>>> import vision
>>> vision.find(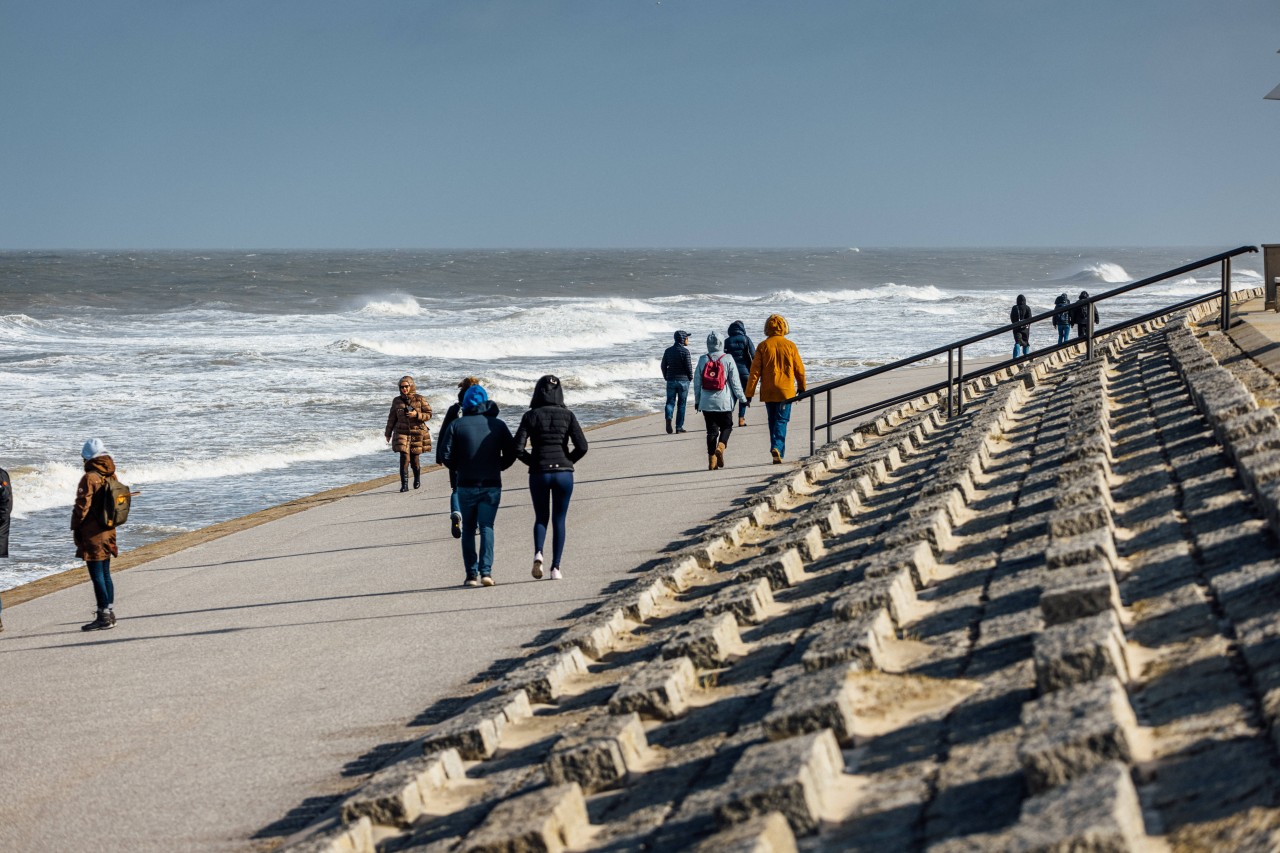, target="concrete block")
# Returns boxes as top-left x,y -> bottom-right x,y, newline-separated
463,783 -> 589,853
763,664 -> 858,745
498,648 -> 589,705
1013,762 -> 1146,852
545,713 -> 650,792
702,577 -> 774,625
761,523 -> 826,563
1238,450 -> 1280,494
341,749 -> 464,828
733,547 -> 806,590
554,607 -> 626,660
1055,469 -> 1114,514
617,577 -> 669,622
716,730 -> 844,836
1034,611 -> 1129,693
862,539 -> 937,589
609,657 -> 697,720
692,812 -> 798,853
801,608 -> 894,672
1045,528 -> 1118,572
421,691 -> 533,760
282,816 -> 374,853
1019,677 -> 1138,793
880,512 -> 954,558
907,487 -> 968,528
1040,563 -> 1121,626
1217,409 -> 1280,451
833,568 -> 918,625
1047,495 -> 1113,539
661,612 -> 743,669
644,555 -> 703,593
